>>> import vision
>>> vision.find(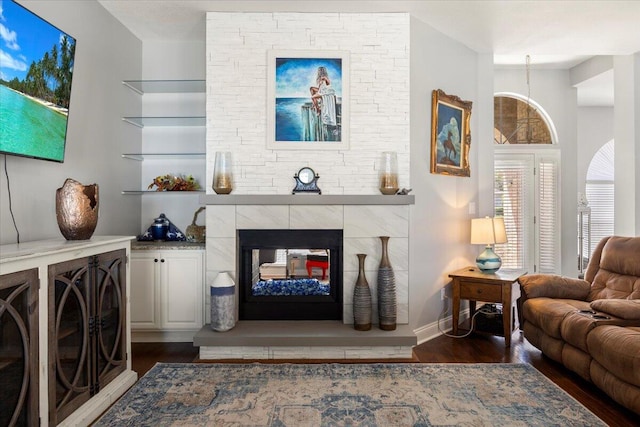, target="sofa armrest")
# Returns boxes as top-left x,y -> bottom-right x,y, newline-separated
590,299 -> 640,320
518,274 -> 590,300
